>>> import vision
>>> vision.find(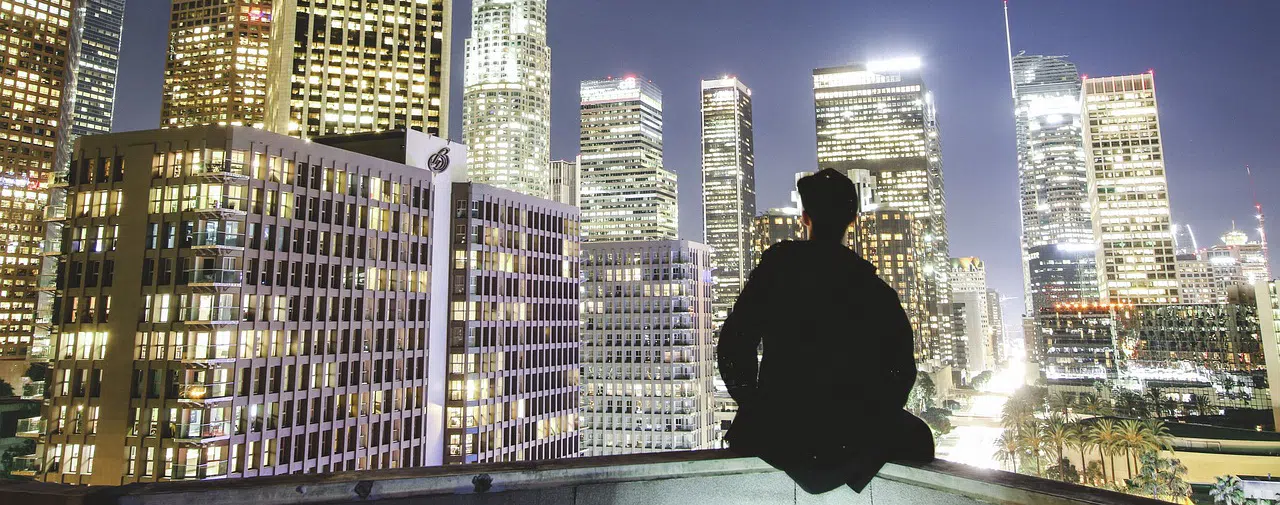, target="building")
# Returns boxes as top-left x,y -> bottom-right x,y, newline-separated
951,258 -> 991,373
264,0 -> 451,139
70,0 -> 126,136
1175,253 -> 1225,305
1128,302 -> 1264,373
852,210 -> 931,362
548,157 -> 579,207
1206,228 -> 1271,287
986,289 -> 1006,366
578,77 -> 678,242
699,77 -> 756,323
1082,73 -> 1178,304
1011,55 -> 1097,314
444,183 -> 581,464
1035,304 -> 1129,381
813,58 -> 950,365
580,240 -> 716,455
753,208 -> 804,262
24,126 -> 460,484
1255,281 -> 1280,430
462,0 -> 551,198
160,0 -> 272,128
0,0 -> 81,358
